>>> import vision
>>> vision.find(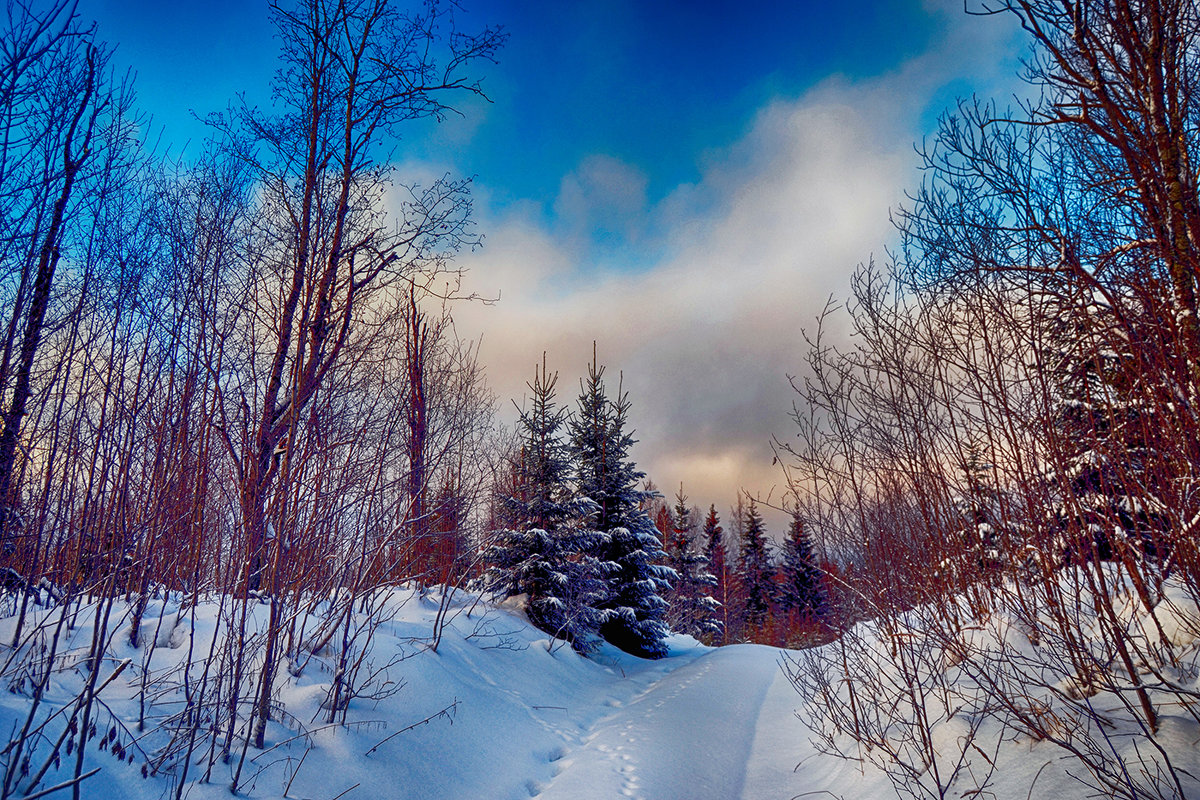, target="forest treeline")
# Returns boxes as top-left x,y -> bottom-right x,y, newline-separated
484,353 -> 828,657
